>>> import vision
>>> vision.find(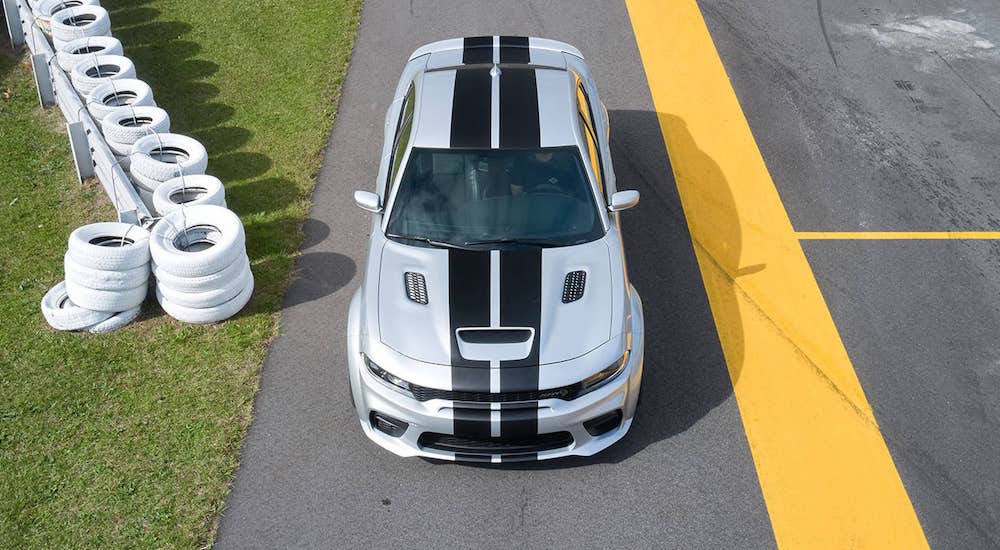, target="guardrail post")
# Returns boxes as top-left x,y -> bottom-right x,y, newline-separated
67,121 -> 96,182
3,0 -> 24,49
117,206 -> 139,225
30,53 -> 55,106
